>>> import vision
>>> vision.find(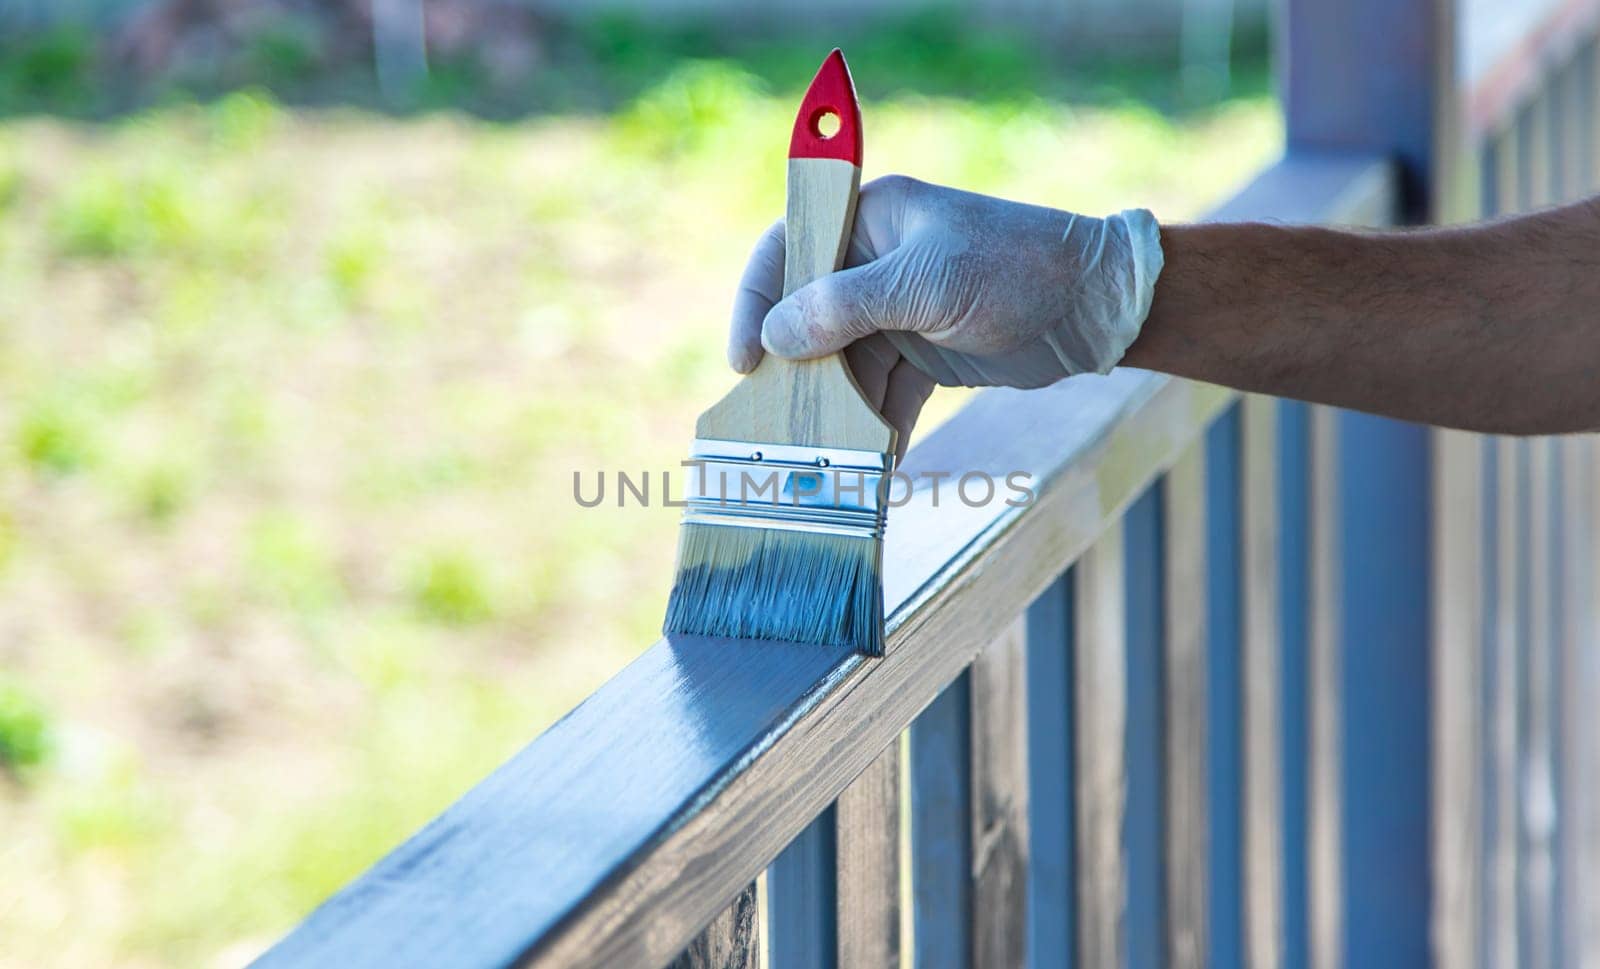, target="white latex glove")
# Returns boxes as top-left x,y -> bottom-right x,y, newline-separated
729,175 -> 1164,453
